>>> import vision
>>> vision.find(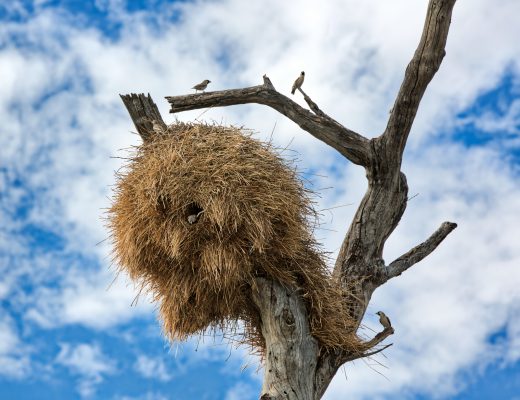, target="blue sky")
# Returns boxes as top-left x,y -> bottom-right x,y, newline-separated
1,1 -> 520,399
